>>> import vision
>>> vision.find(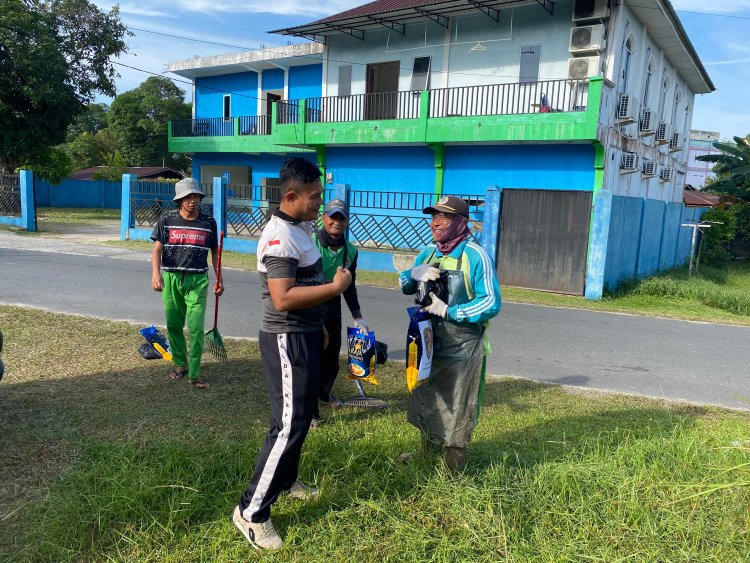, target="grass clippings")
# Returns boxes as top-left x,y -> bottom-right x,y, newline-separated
1,305 -> 748,561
